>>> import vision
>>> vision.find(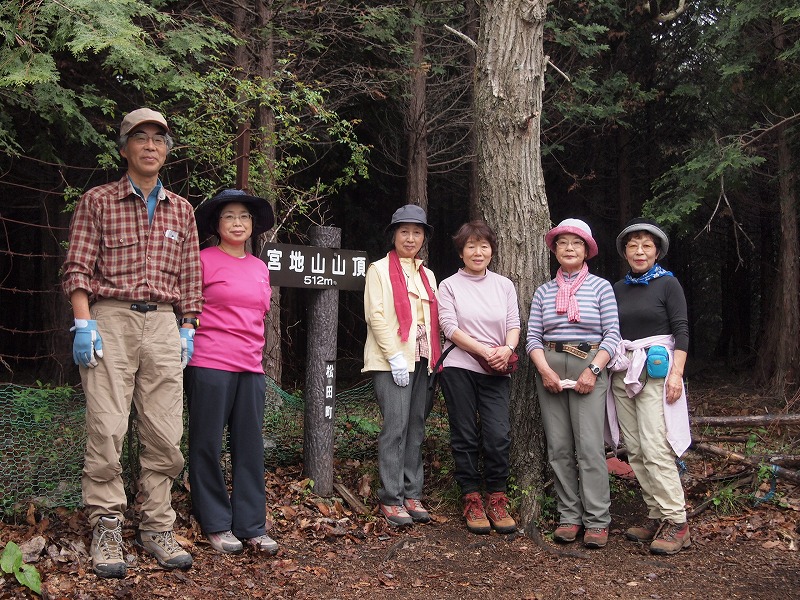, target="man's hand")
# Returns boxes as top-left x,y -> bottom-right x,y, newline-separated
388,353 -> 409,387
70,319 -> 104,368
180,328 -> 195,369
